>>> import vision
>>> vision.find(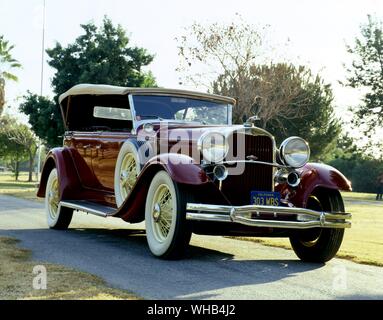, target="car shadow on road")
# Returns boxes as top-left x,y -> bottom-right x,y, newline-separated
0,227 -> 326,299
